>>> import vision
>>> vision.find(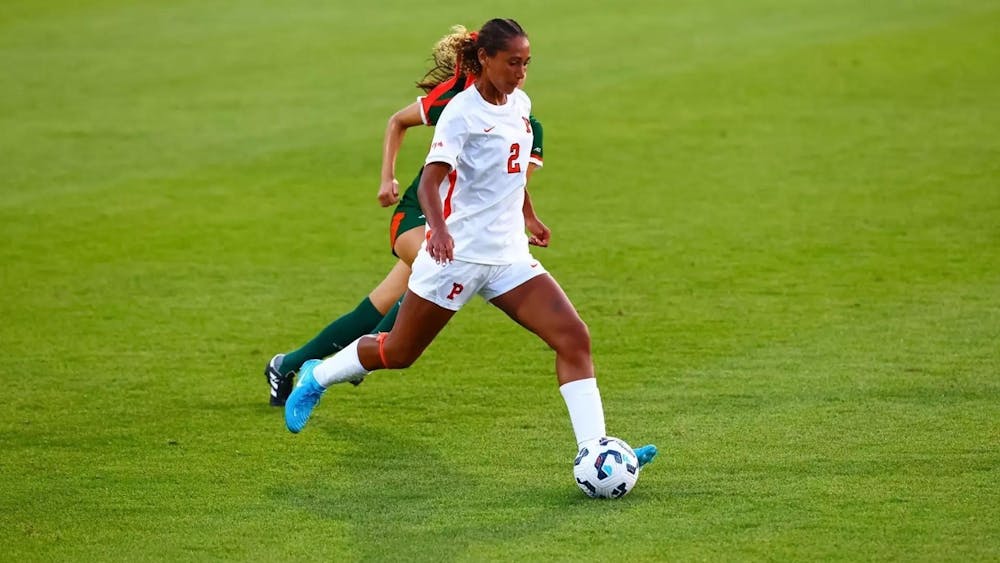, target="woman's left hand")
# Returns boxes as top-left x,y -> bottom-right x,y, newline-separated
526,216 -> 550,247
